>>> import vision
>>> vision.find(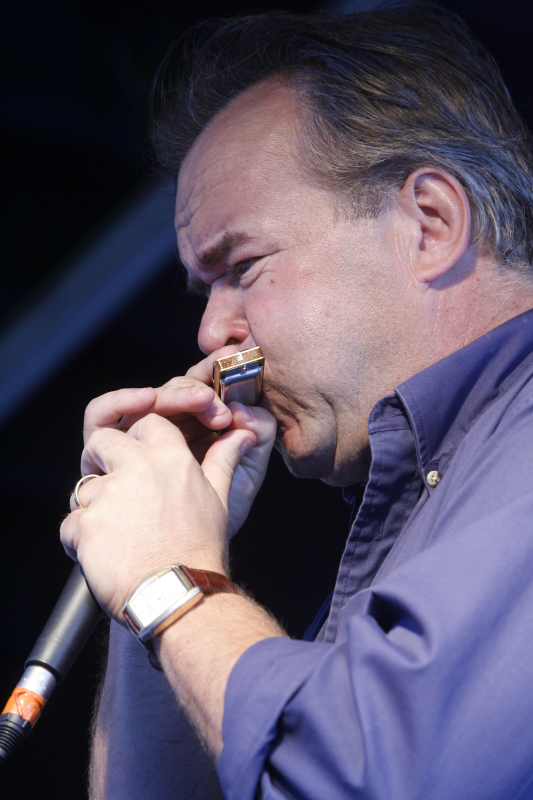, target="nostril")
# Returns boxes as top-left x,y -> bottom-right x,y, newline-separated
225,337 -> 241,345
